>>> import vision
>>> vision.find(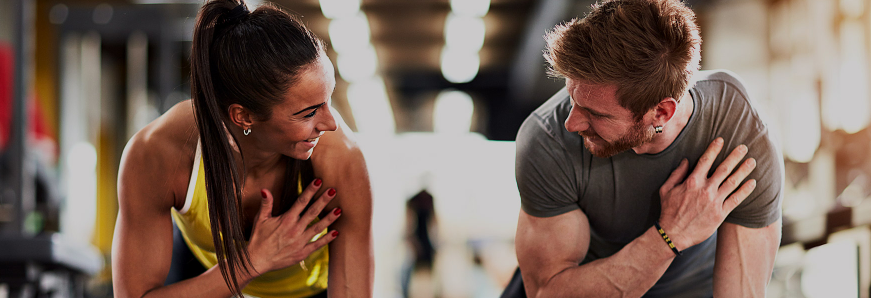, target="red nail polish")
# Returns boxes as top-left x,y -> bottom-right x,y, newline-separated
261,190 -> 267,198
334,208 -> 342,216
328,188 -> 336,196
314,178 -> 322,186
331,231 -> 339,237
